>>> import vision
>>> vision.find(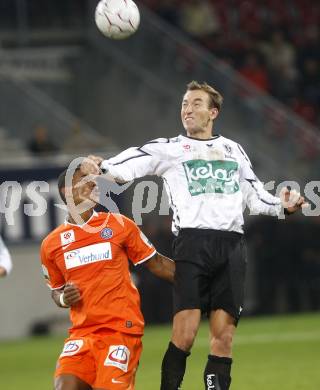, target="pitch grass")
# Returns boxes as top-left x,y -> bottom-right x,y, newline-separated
0,313 -> 319,389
